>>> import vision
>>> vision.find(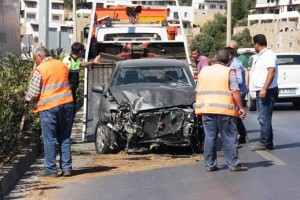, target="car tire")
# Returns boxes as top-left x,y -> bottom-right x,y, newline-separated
247,94 -> 256,111
95,122 -> 117,154
293,101 -> 300,109
191,119 -> 204,154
